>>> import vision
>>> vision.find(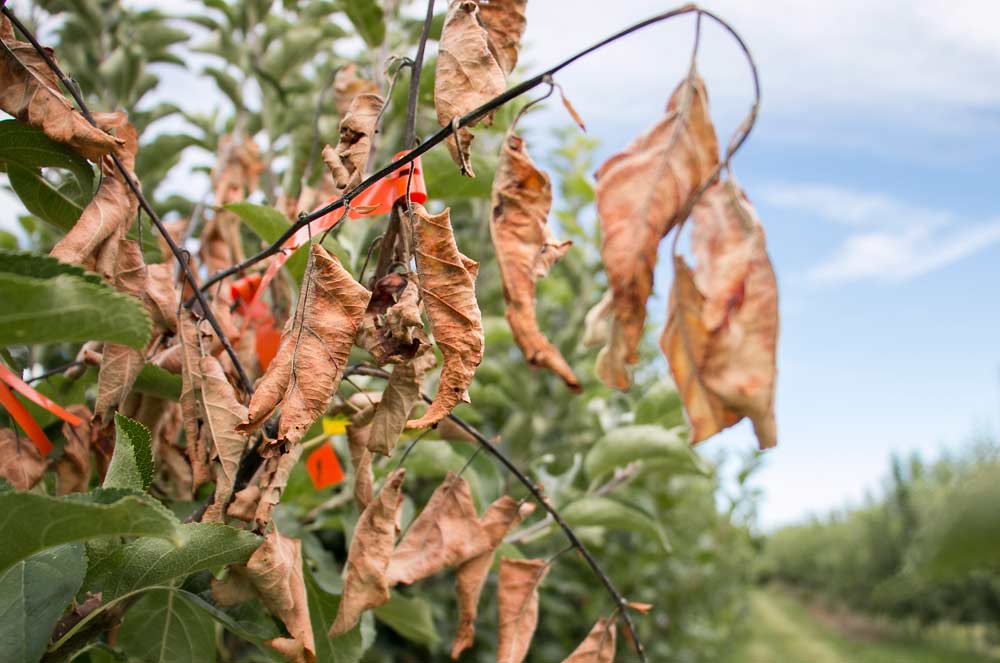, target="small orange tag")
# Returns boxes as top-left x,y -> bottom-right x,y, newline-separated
306,443 -> 344,489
